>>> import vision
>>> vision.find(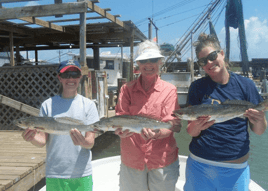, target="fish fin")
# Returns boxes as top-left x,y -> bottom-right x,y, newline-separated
222,99 -> 255,106
54,117 -> 84,125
